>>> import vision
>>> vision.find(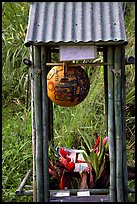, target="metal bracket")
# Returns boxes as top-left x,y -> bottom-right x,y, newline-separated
125,56 -> 135,65
23,58 -> 32,67
30,68 -> 41,79
112,69 -> 121,77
